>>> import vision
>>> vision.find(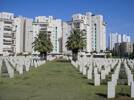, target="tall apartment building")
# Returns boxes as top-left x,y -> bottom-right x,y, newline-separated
24,18 -> 33,53
14,16 -> 33,54
70,12 -> 106,52
110,33 -> 121,50
109,33 -> 131,50
0,12 -> 33,56
33,16 -> 70,54
122,34 -> 131,43
13,16 -> 25,54
62,22 -> 71,54
0,12 -> 14,56
92,15 -> 106,52
0,12 -> 106,55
